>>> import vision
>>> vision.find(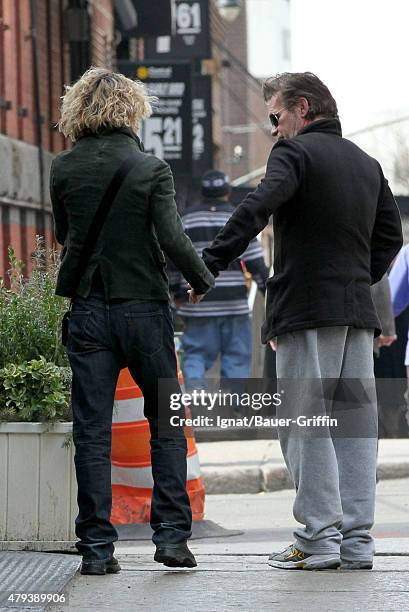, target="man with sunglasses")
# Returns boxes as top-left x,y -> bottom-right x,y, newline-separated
191,72 -> 403,571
